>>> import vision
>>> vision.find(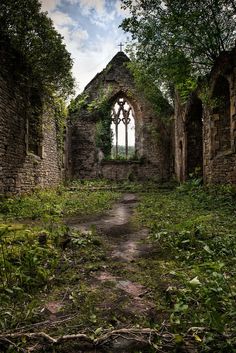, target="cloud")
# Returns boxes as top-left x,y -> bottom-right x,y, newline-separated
40,0 -> 61,13
40,0 -> 128,94
79,0 -> 106,15
73,30 -> 126,92
66,0 -> 80,3
90,10 -> 116,28
115,0 -> 130,17
50,17 -> 89,51
71,29 -> 89,49
50,10 -> 75,27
